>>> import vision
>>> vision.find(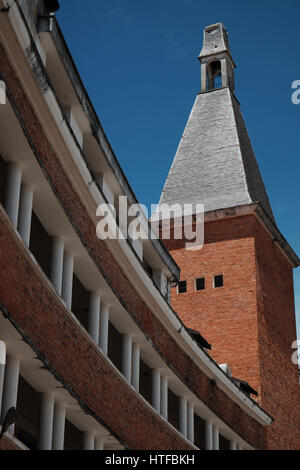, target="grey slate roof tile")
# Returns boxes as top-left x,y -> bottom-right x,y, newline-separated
159,87 -> 276,225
